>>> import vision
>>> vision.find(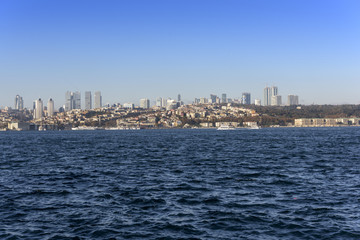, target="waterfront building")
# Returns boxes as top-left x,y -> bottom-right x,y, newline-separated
85,91 -> 92,109
242,92 -> 251,105
288,95 -> 299,106
94,91 -> 102,108
34,98 -> 43,120
47,98 -> 54,117
15,95 -> 24,110
221,94 -> 227,103
255,99 -> 261,106
271,95 -> 282,106
140,98 -> 150,109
